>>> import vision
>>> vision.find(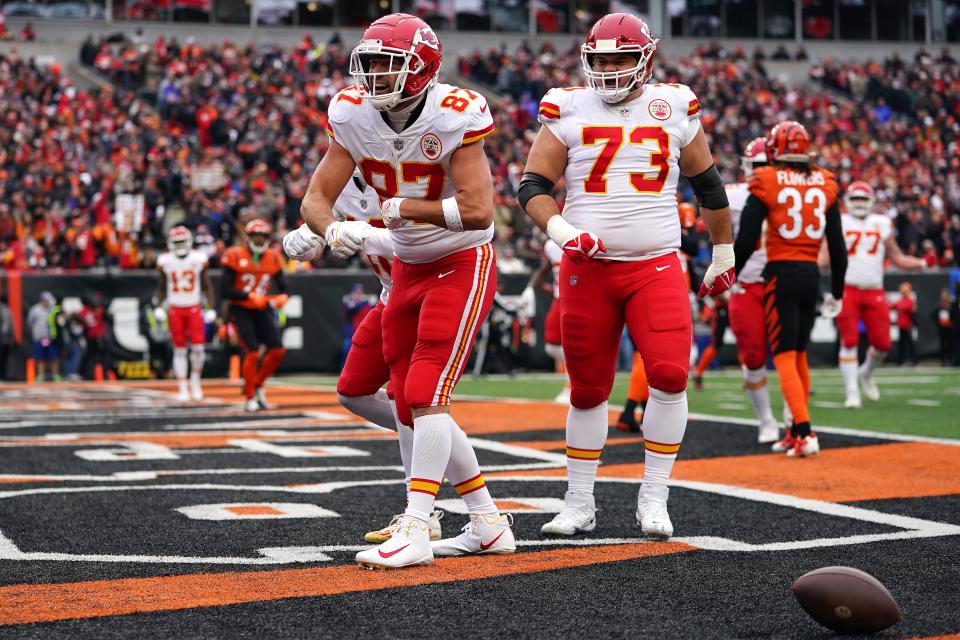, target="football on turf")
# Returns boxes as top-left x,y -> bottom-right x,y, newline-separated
792,566 -> 901,633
